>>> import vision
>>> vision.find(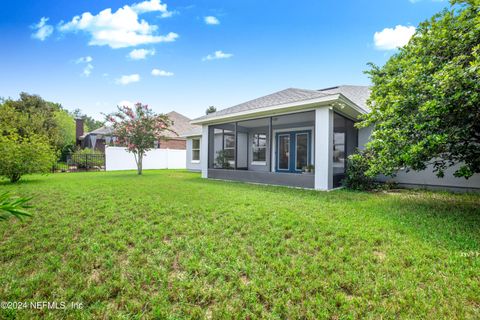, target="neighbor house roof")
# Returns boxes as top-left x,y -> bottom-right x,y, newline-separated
81,111 -> 200,139
79,126 -> 113,139
191,85 -> 371,125
162,111 -> 199,139
181,127 -> 203,137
